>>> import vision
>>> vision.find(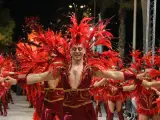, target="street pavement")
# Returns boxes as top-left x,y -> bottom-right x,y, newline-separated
0,92 -> 128,120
